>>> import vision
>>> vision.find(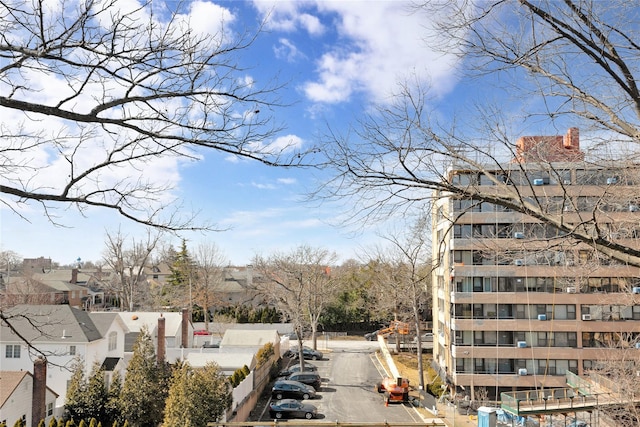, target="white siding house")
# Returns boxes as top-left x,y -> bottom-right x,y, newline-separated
0,371 -> 58,427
